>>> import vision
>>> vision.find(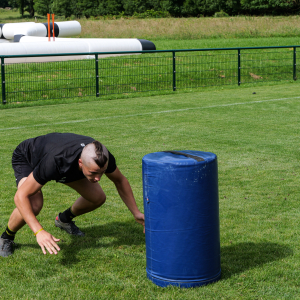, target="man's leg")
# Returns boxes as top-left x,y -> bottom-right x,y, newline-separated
7,177 -> 44,232
0,177 -> 43,257
55,178 -> 106,236
66,178 -> 106,216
